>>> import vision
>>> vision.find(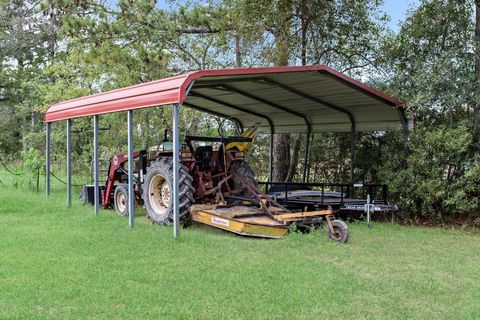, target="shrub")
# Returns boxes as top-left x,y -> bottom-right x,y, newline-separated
380,122 -> 480,223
